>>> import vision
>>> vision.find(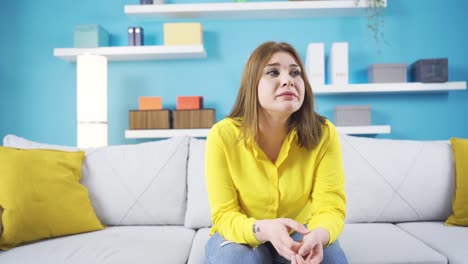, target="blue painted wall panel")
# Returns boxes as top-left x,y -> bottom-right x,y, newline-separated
0,0 -> 467,146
